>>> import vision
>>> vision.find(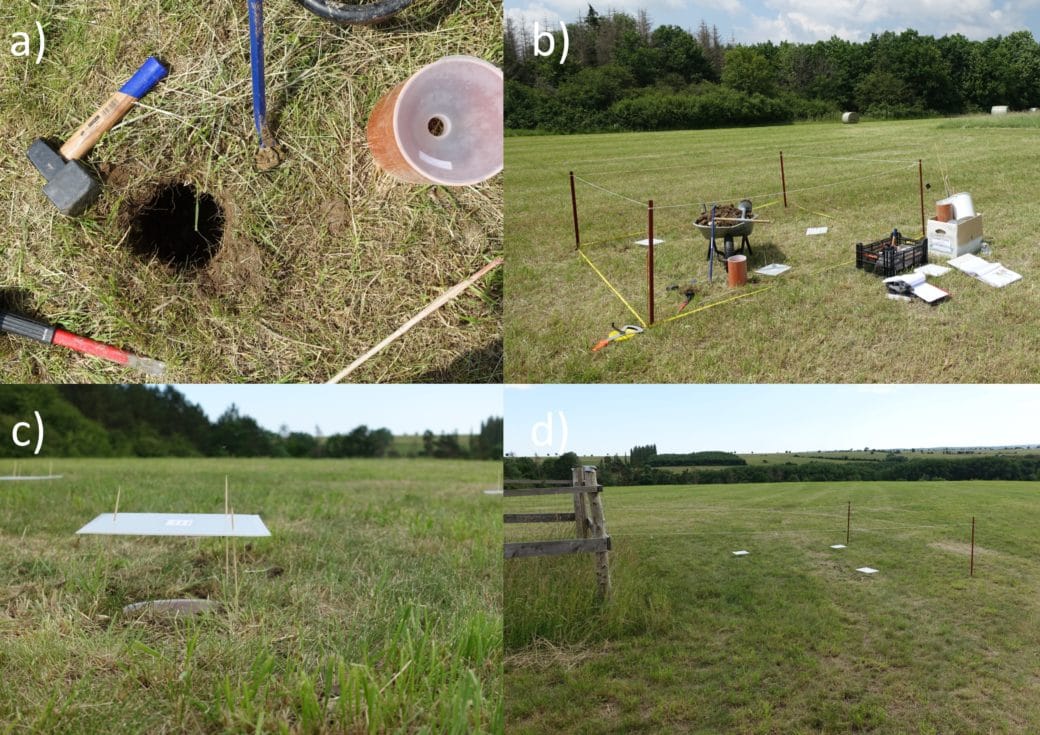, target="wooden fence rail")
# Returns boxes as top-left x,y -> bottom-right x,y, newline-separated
503,466 -> 612,599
